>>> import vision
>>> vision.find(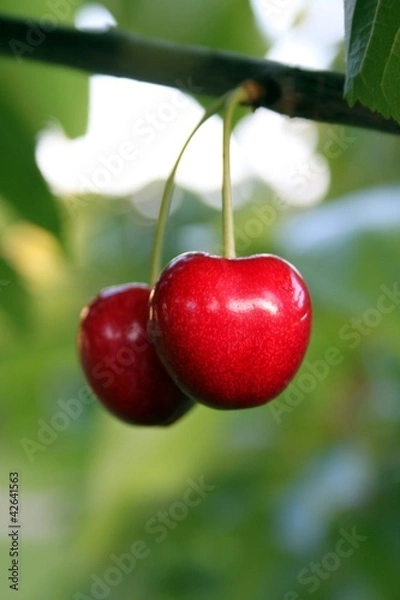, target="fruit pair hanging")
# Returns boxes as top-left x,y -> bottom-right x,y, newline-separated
78,81 -> 312,426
